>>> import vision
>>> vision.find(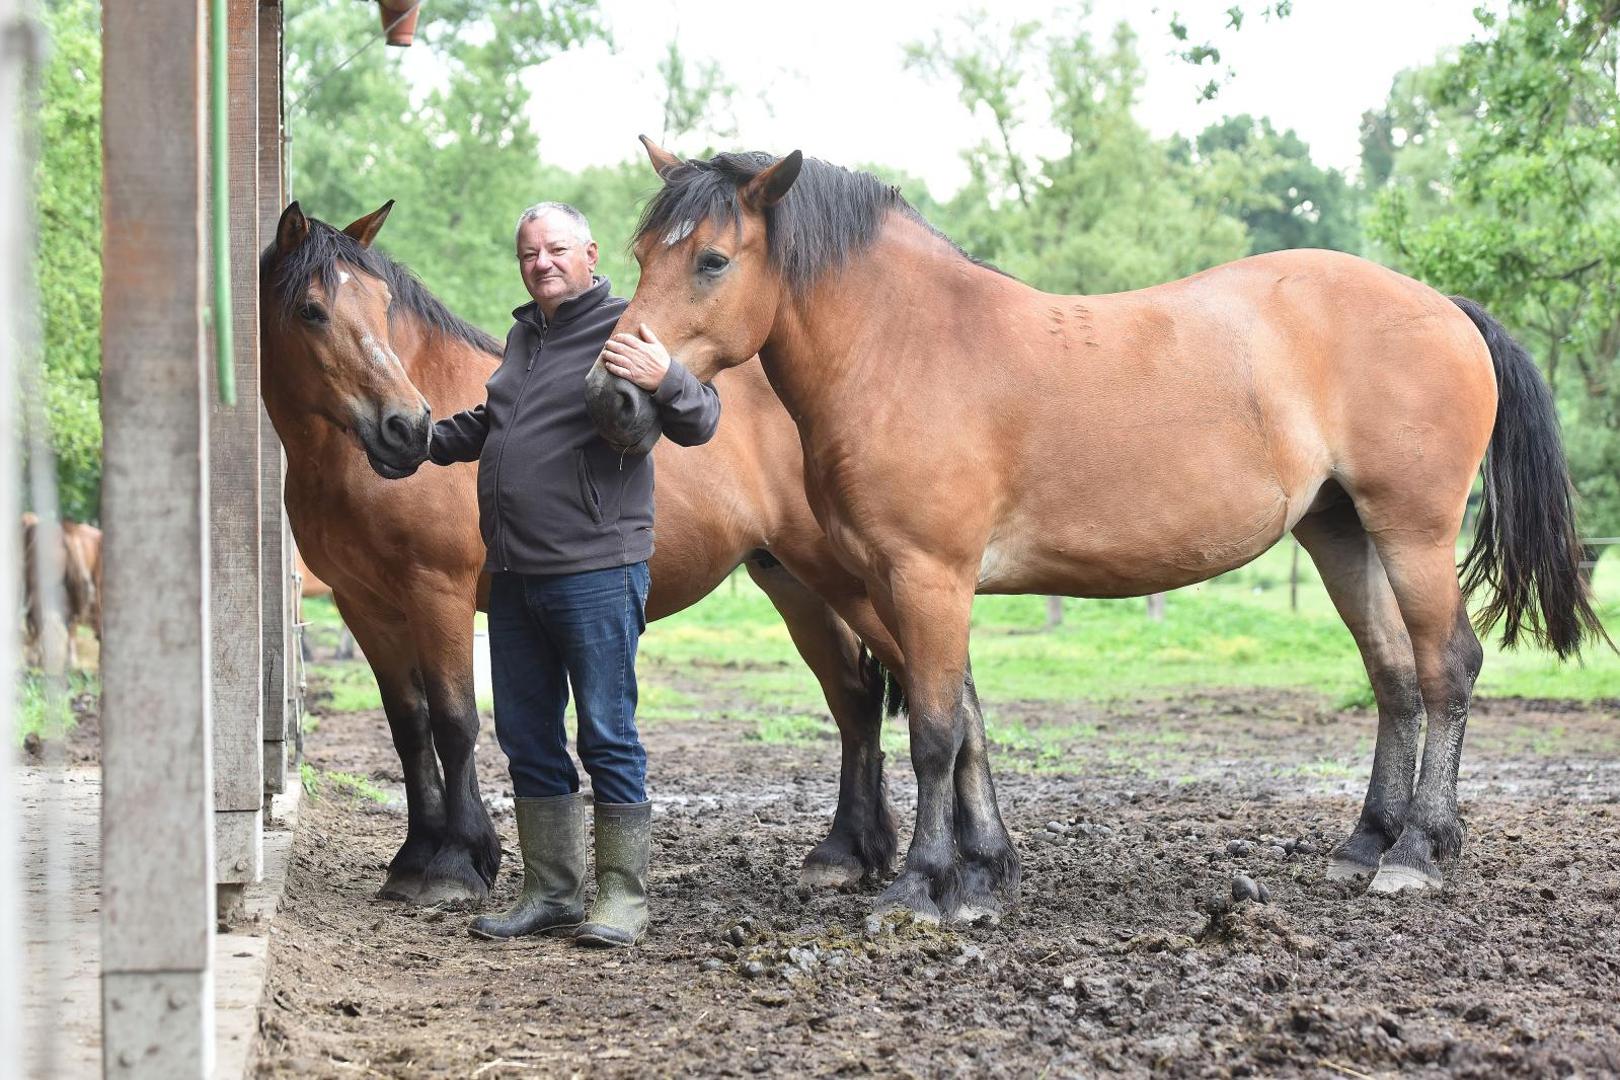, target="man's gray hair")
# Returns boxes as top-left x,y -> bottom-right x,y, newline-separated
514,201 -> 593,248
